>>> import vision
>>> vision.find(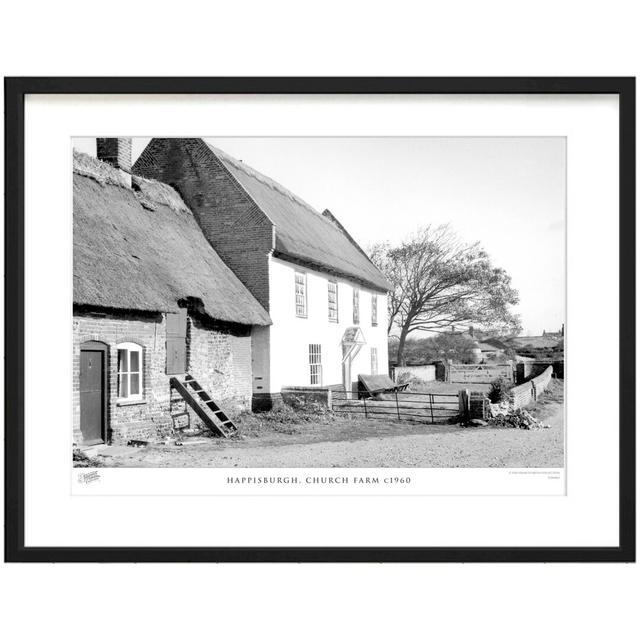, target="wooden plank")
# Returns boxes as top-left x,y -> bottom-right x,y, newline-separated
166,308 -> 187,337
